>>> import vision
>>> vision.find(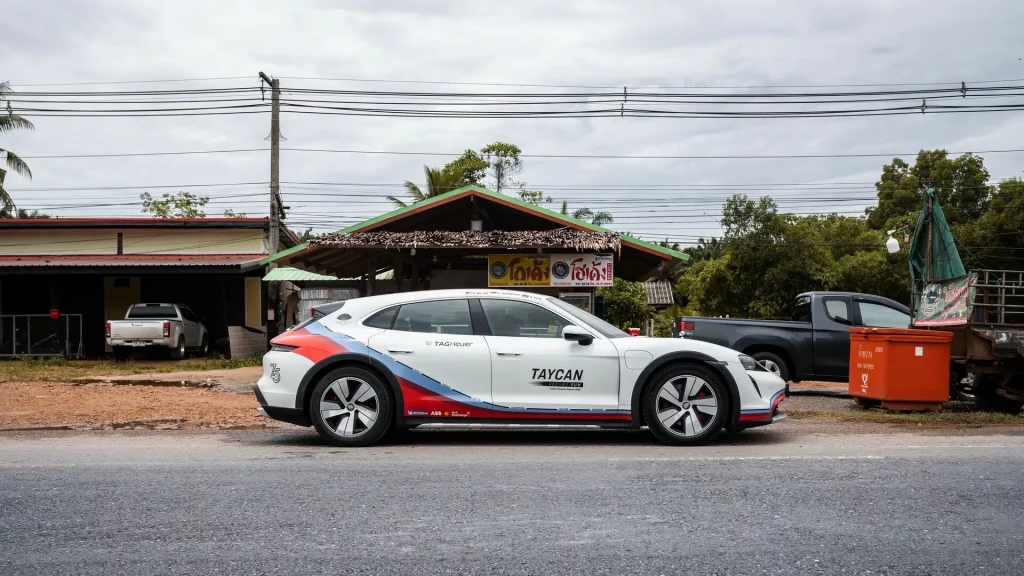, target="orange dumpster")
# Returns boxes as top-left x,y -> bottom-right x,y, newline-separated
848,327 -> 954,411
